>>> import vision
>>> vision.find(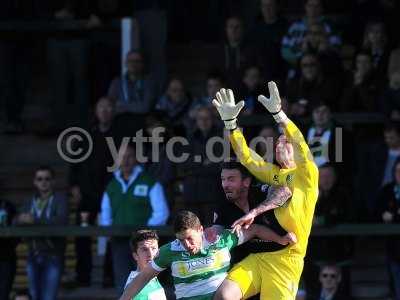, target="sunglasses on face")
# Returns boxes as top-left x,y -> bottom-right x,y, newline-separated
35,177 -> 51,182
322,273 -> 337,279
